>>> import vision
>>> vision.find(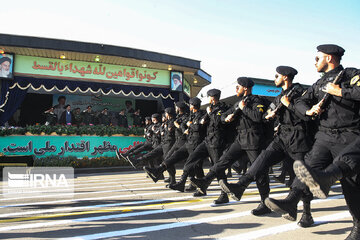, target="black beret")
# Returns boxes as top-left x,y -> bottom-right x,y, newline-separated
207,88 -> 221,97
317,44 -> 345,57
175,101 -> 186,109
189,97 -> 201,106
237,77 -> 254,88
151,113 -> 160,119
276,66 -> 298,77
0,57 -> 11,64
172,74 -> 181,80
164,107 -> 175,115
